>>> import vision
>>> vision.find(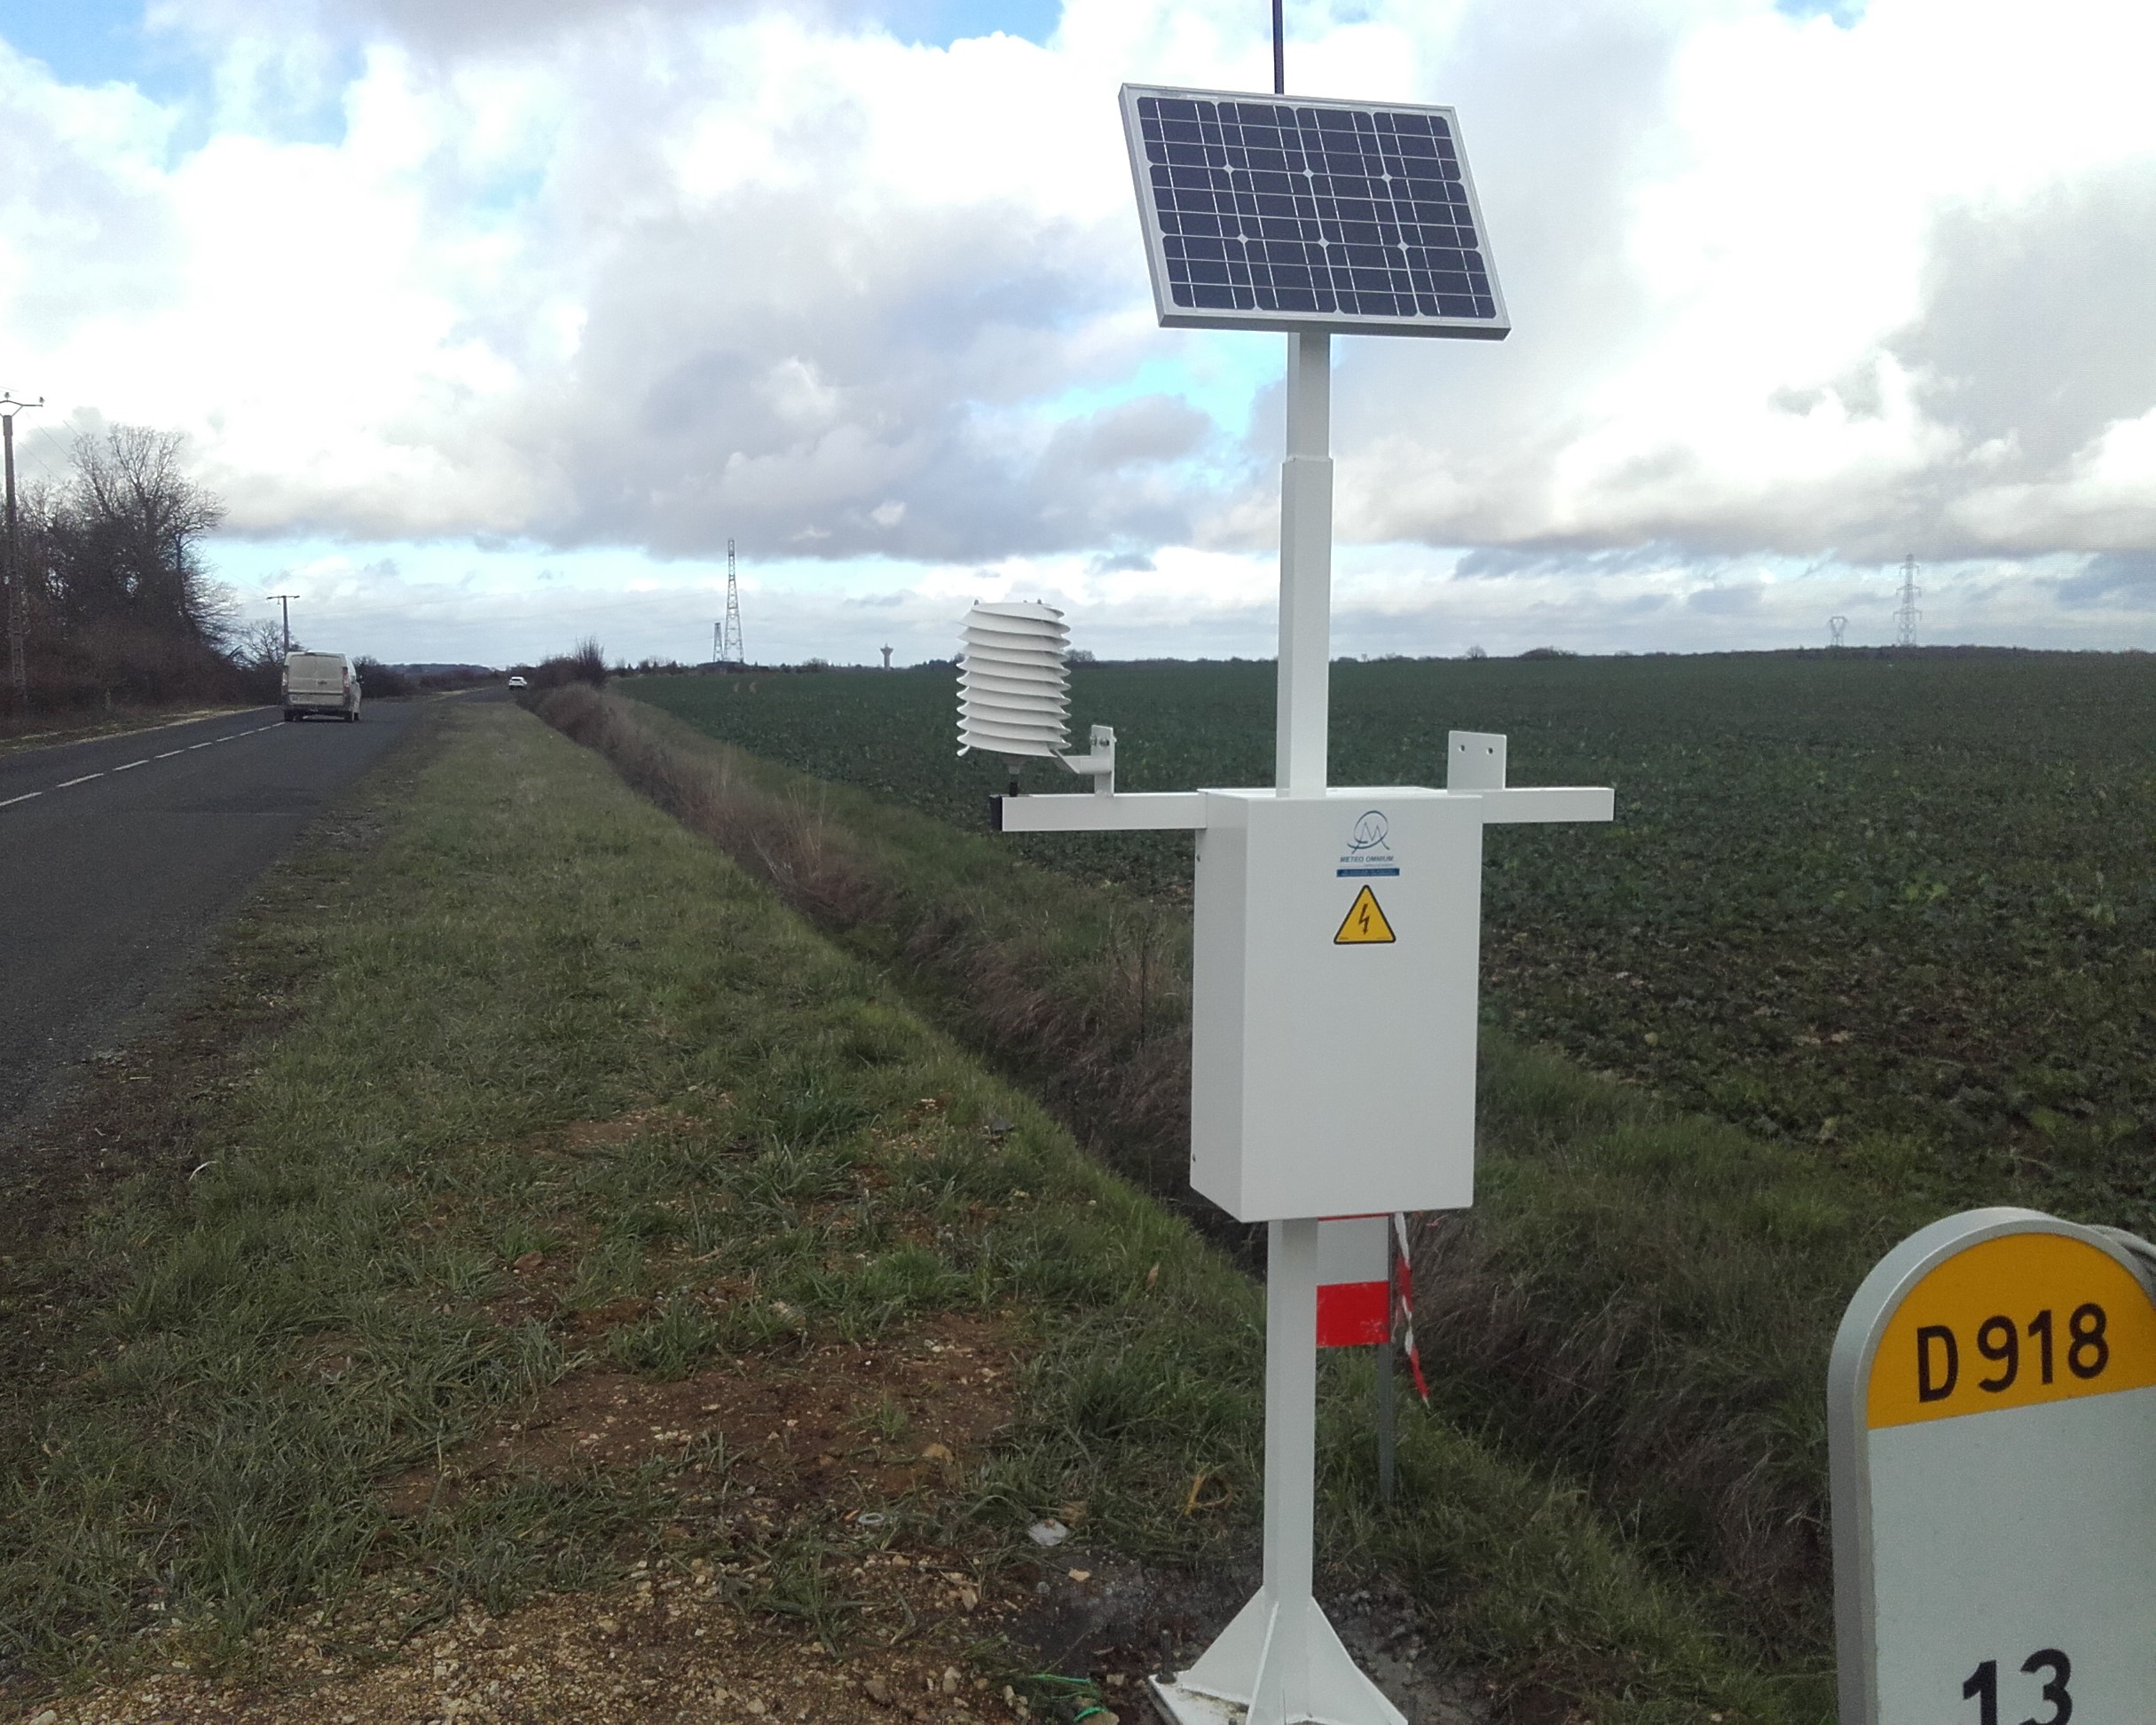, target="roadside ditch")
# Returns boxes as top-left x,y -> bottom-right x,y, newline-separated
526,682 -> 1894,1702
